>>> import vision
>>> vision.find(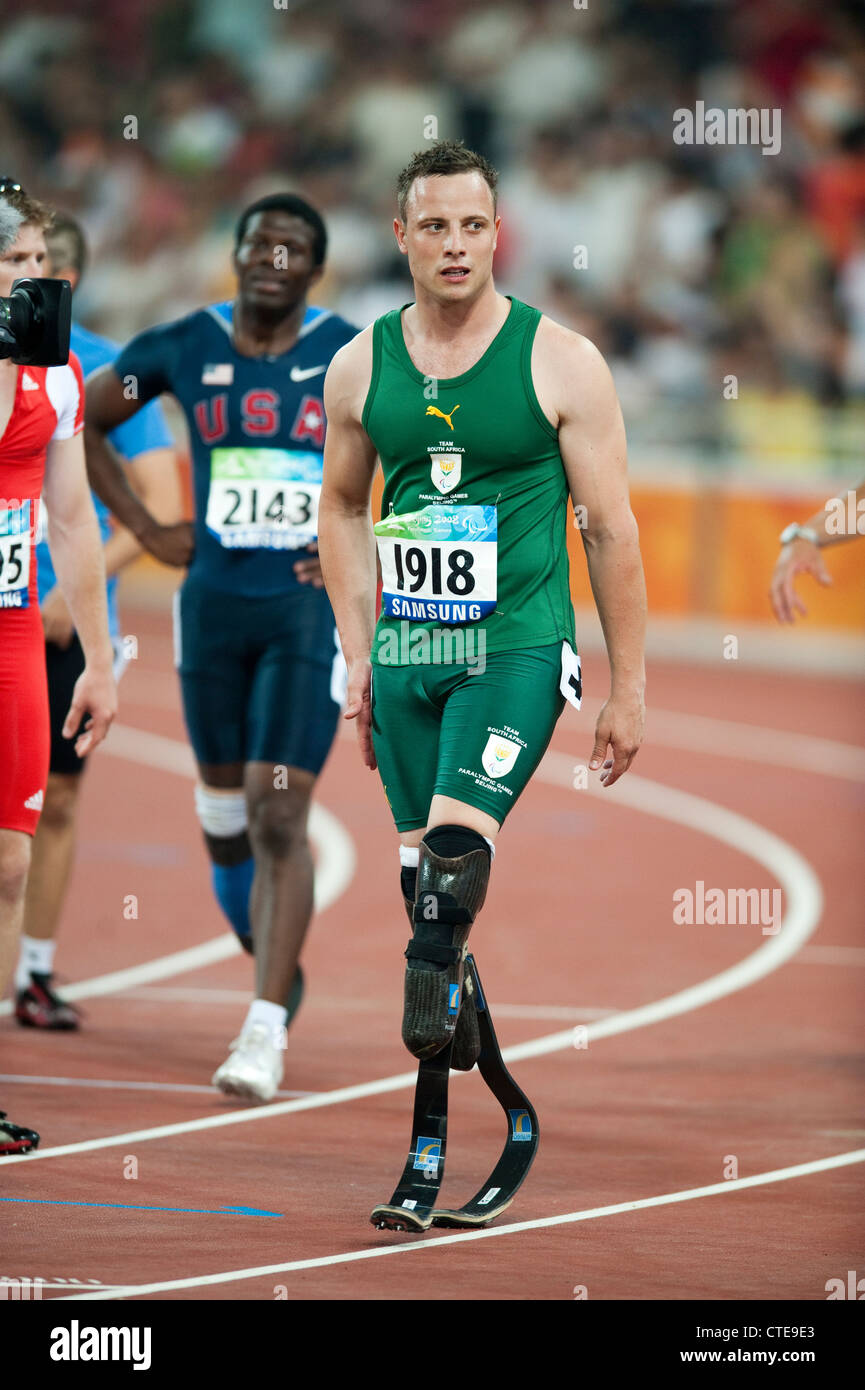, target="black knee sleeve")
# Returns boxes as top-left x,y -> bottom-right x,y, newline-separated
408,825 -> 491,966
401,825 -> 491,1062
416,824 -> 491,922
